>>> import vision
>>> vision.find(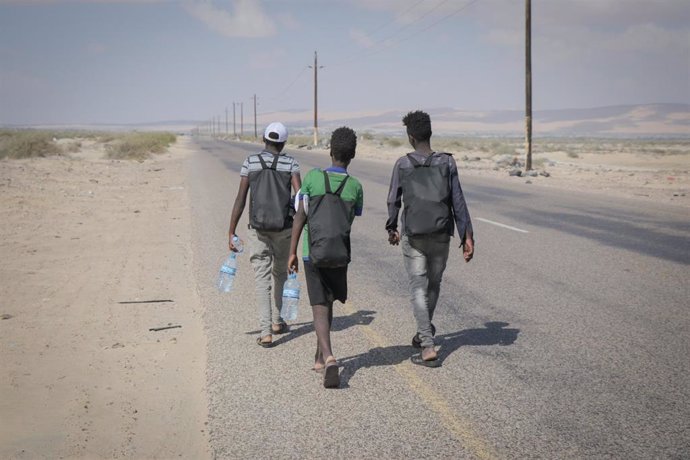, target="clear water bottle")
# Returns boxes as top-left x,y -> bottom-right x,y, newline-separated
217,252 -> 238,293
281,273 -> 300,321
231,235 -> 244,253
